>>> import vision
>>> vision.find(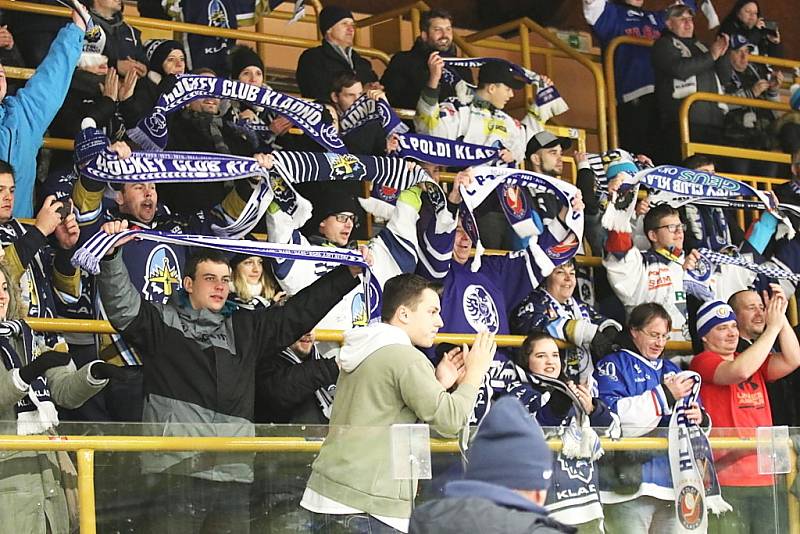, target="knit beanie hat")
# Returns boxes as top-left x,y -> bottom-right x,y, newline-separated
228,45 -> 264,80
465,396 -> 553,491
696,300 -> 737,338
606,160 -> 638,179
790,84 -> 800,111
144,39 -> 184,75
318,5 -> 353,35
